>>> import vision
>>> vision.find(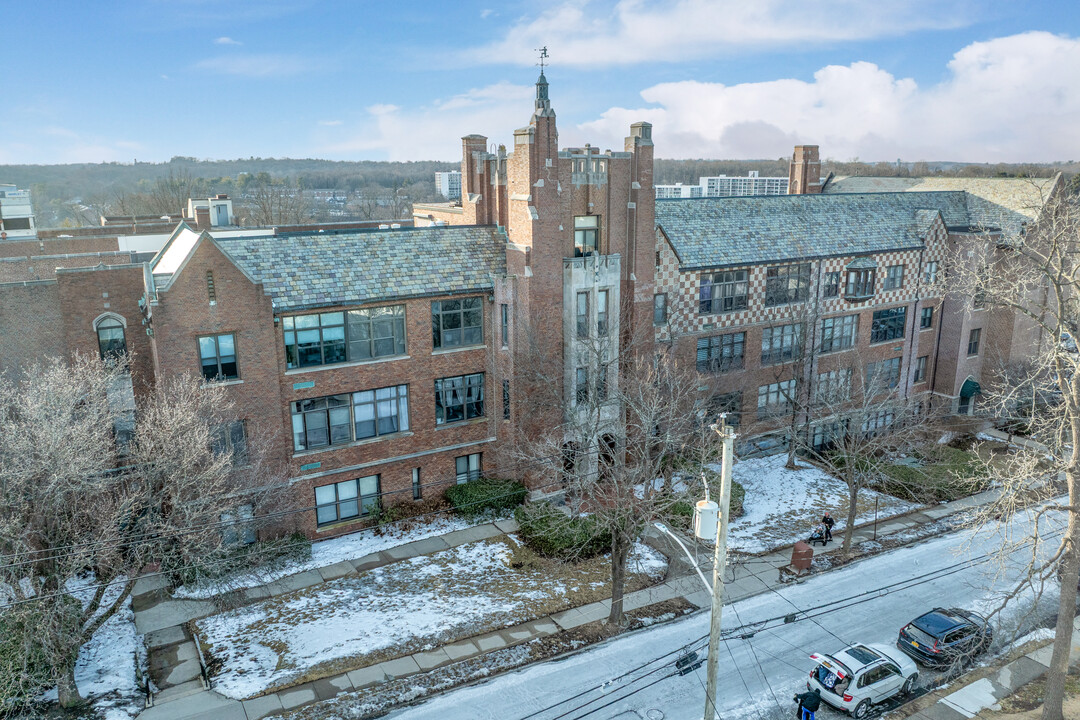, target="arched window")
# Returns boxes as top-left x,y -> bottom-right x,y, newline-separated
96,317 -> 127,360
